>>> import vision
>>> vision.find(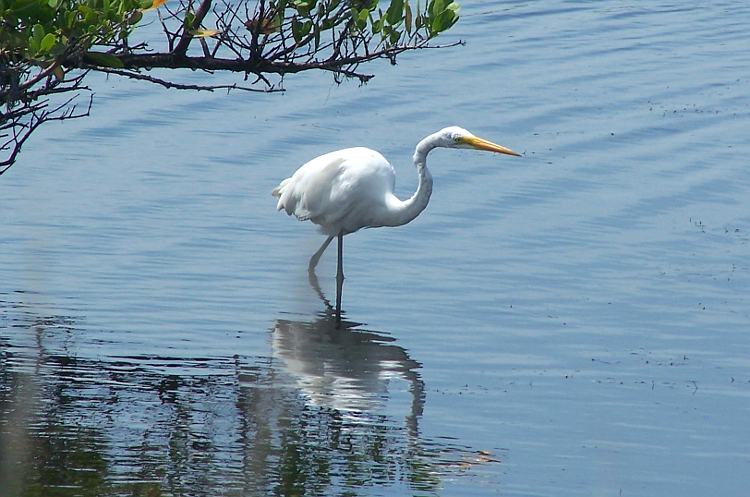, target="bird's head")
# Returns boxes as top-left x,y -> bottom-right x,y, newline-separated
437,126 -> 521,156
